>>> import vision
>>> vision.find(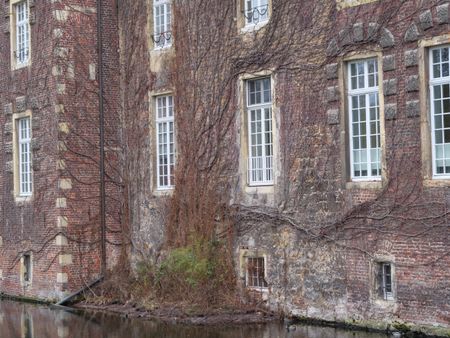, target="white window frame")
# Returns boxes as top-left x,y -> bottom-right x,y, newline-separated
244,0 -> 269,27
429,45 -> 450,179
246,77 -> 273,186
153,0 -> 172,49
347,59 -> 382,181
156,95 -> 175,190
18,117 -> 32,197
14,0 -> 30,67
246,256 -> 268,289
